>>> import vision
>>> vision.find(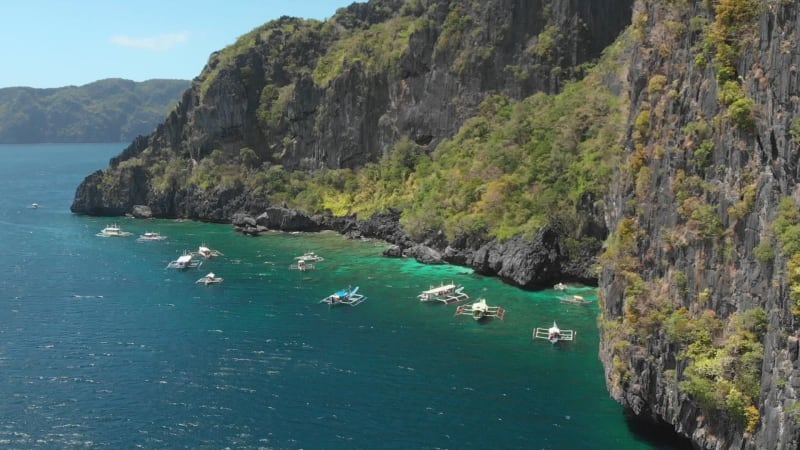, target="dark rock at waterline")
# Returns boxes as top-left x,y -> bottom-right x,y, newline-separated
131,205 -> 153,219
383,245 -> 403,258
403,244 -> 444,264
255,207 -> 320,232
